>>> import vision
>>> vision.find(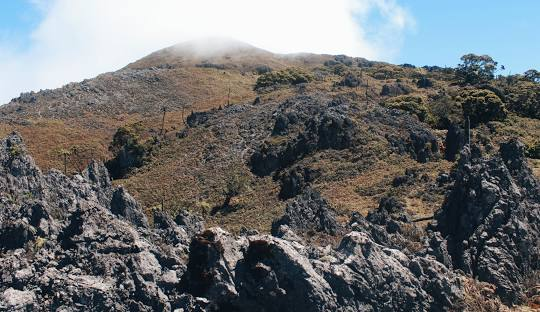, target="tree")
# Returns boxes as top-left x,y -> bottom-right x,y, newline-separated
221,172 -> 249,209
106,122 -> 148,179
456,54 -> 498,85
524,69 -> 540,83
